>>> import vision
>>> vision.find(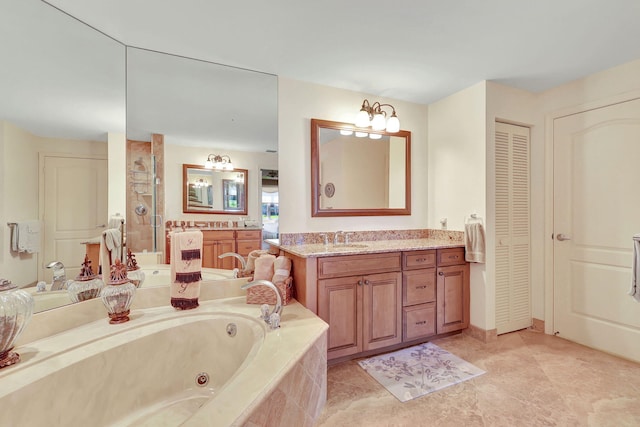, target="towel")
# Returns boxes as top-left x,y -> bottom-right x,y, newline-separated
108,214 -> 125,230
629,234 -> 640,302
465,222 -> 486,263
170,230 -> 203,310
254,254 -> 276,281
99,228 -> 122,282
272,256 -> 292,284
245,249 -> 269,273
11,221 -> 41,253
